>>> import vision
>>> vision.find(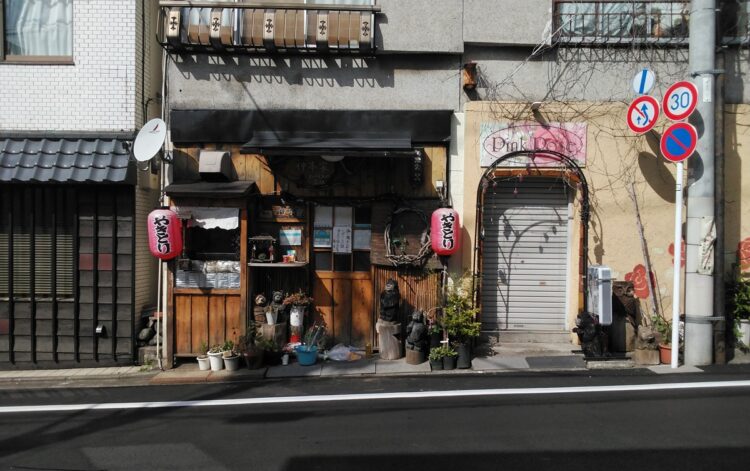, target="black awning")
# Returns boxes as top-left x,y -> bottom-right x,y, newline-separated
170,109 -> 453,145
164,180 -> 258,199
241,131 -> 415,156
0,137 -> 135,184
